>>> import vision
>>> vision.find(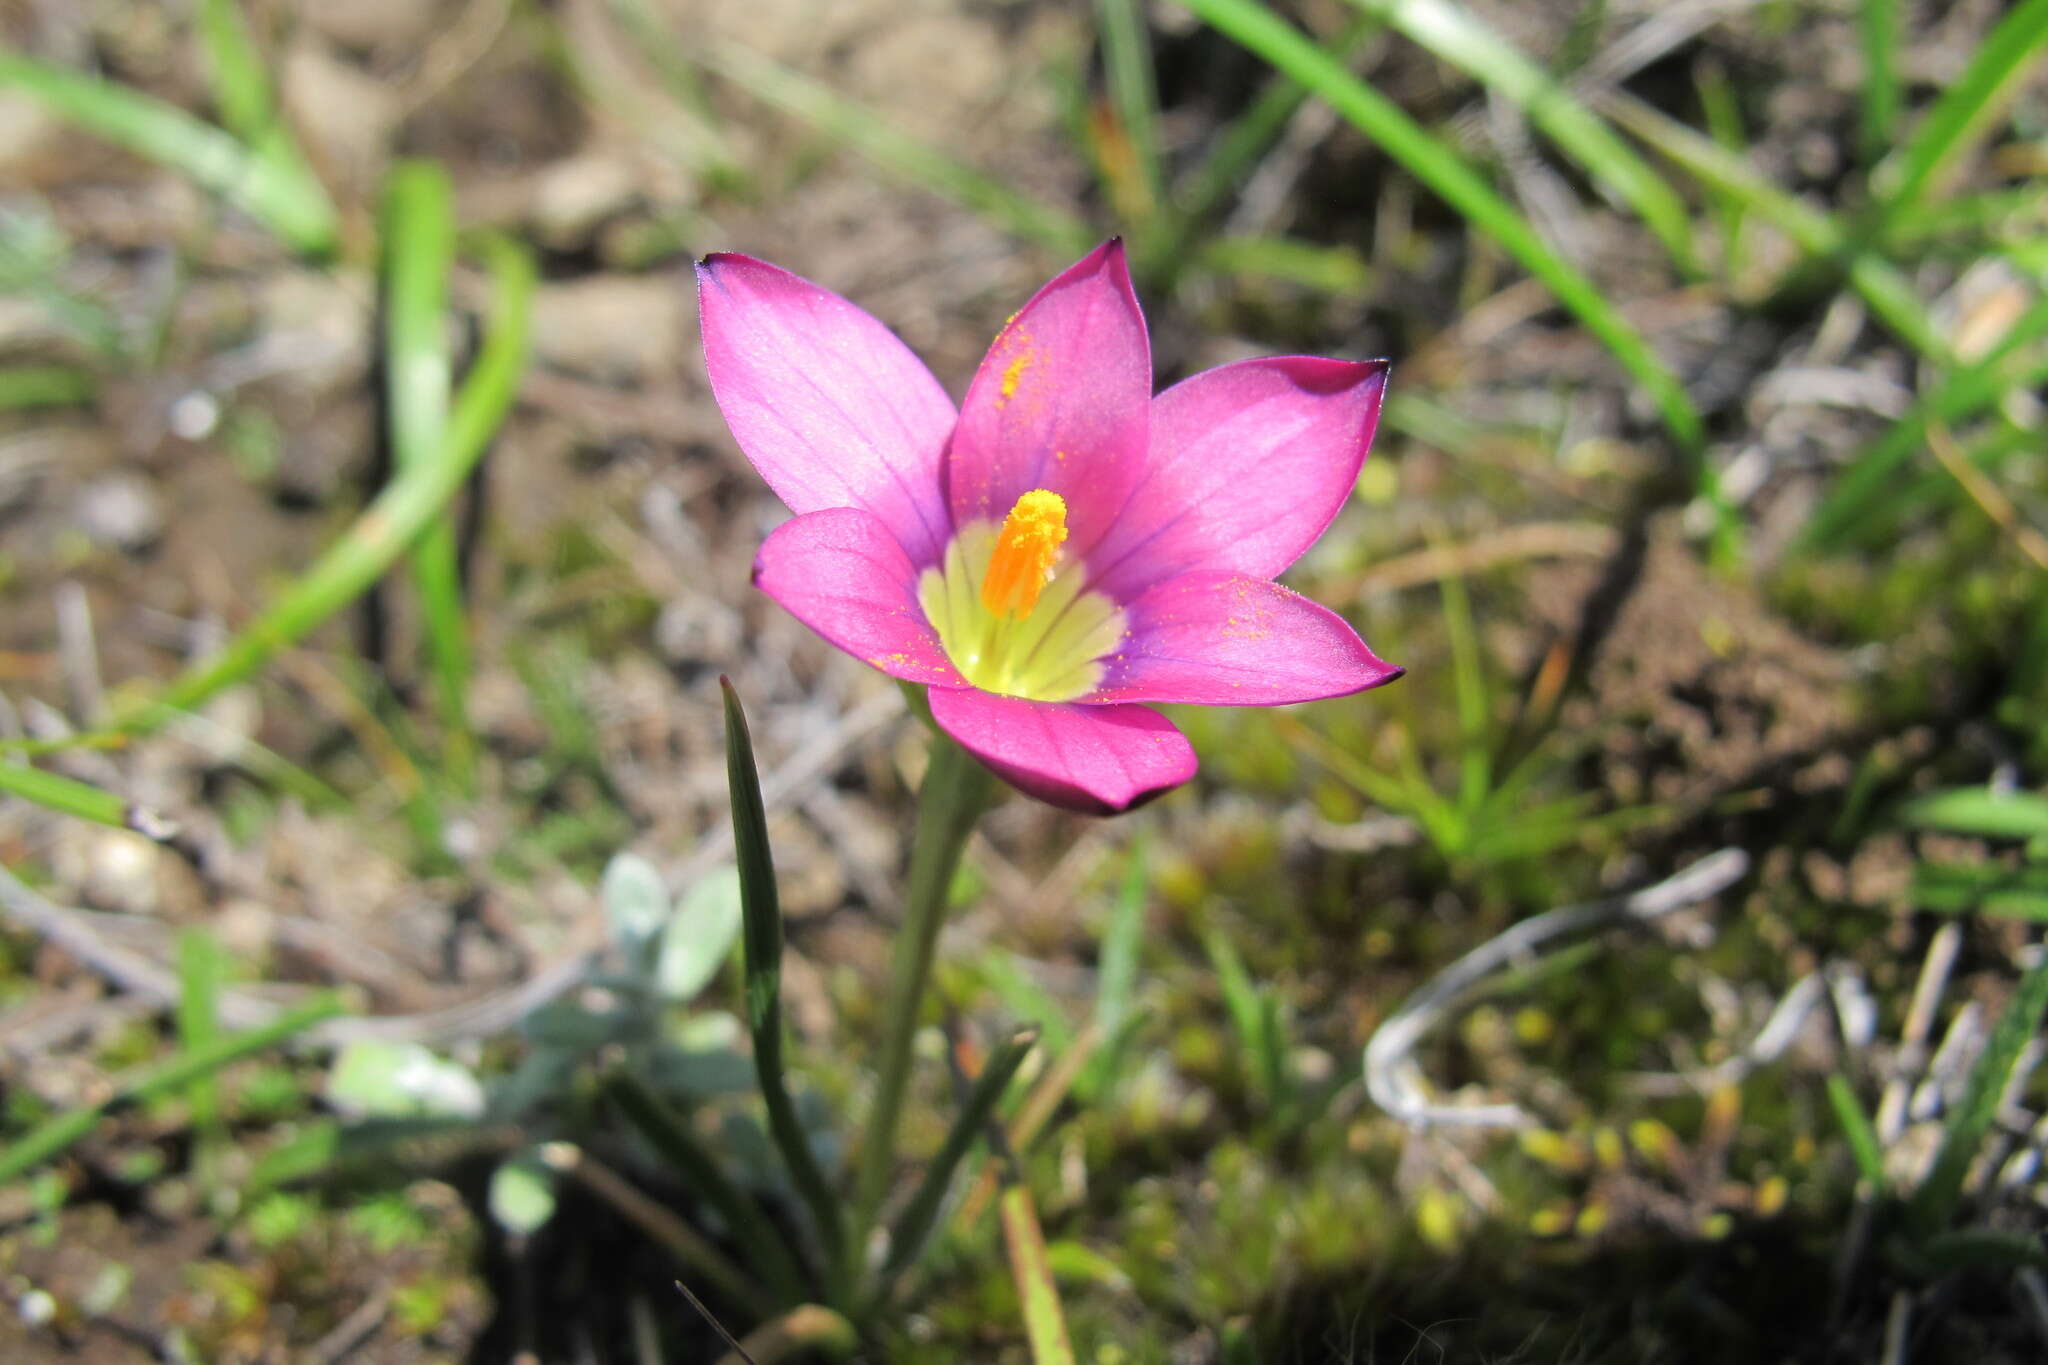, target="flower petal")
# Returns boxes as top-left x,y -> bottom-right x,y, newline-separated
1085,571 -> 1401,706
946,240 -> 1150,560
753,507 -> 965,688
699,253 -> 958,566
1085,357 -> 1389,600
928,687 -> 1195,814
